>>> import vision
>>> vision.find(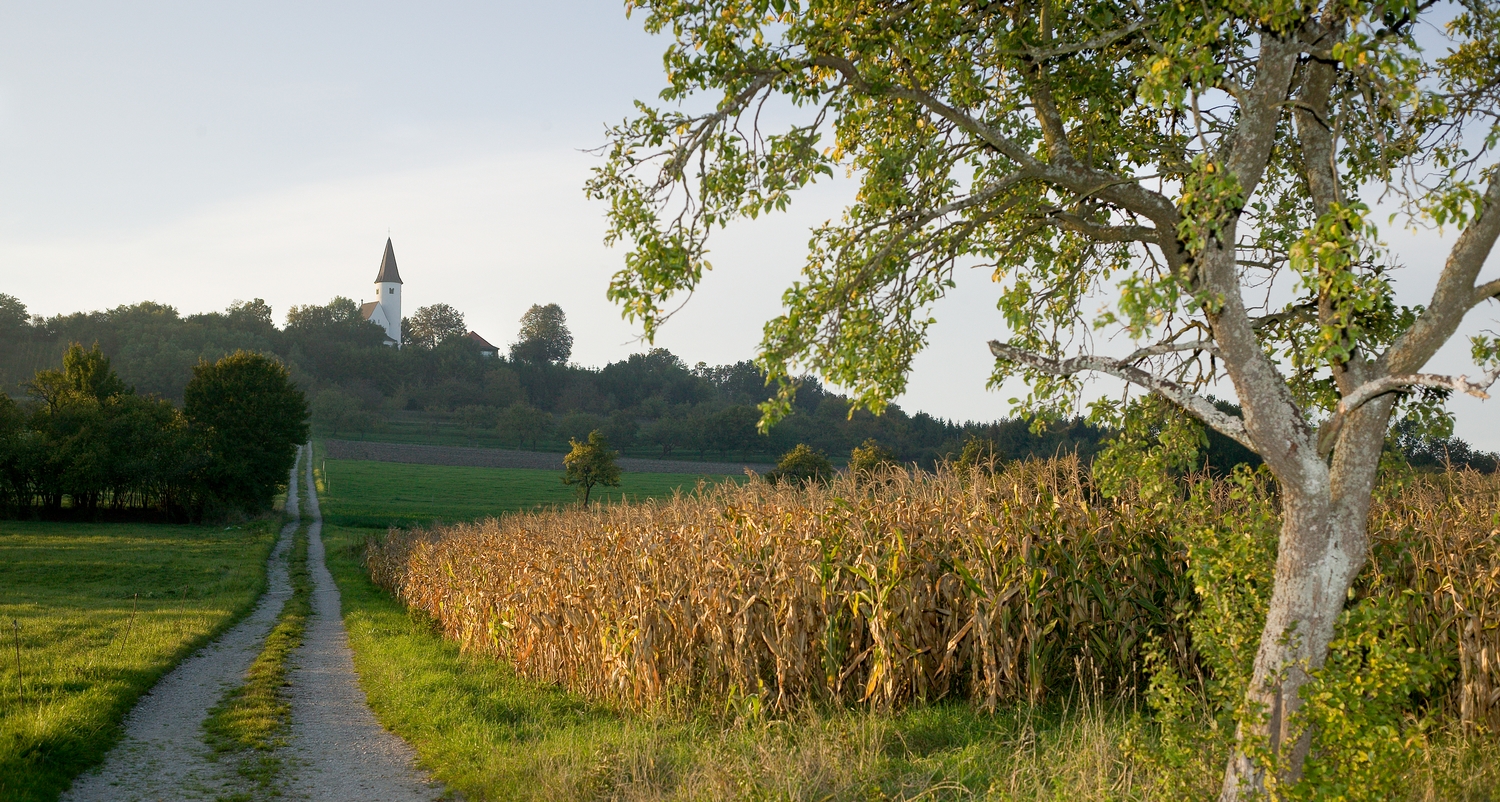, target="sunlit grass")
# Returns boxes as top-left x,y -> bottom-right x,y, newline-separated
0,519 -> 276,802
